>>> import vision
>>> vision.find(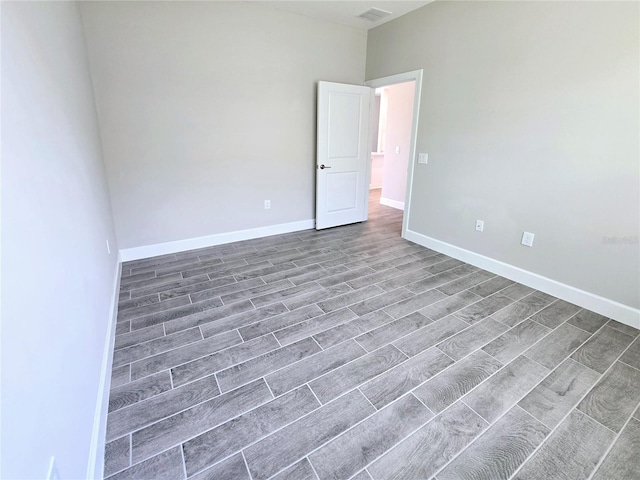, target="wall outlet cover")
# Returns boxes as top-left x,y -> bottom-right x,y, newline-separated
475,220 -> 484,232
521,231 -> 535,247
418,153 -> 428,164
